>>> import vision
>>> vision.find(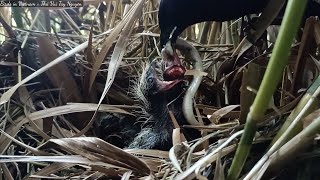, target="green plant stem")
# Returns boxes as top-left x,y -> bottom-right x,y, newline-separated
268,112 -> 320,174
270,75 -> 320,146
227,0 -> 308,179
